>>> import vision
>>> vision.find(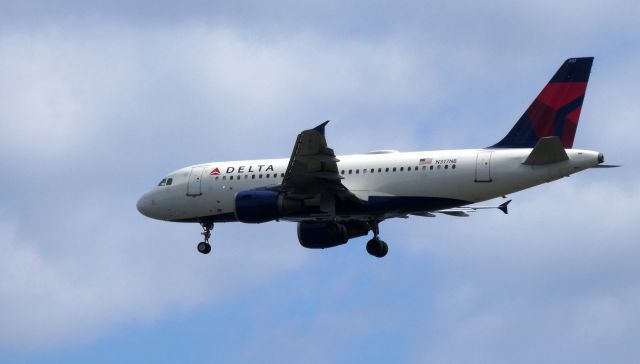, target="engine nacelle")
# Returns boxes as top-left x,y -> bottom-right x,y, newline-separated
297,221 -> 370,249
234,189 -> 302,223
